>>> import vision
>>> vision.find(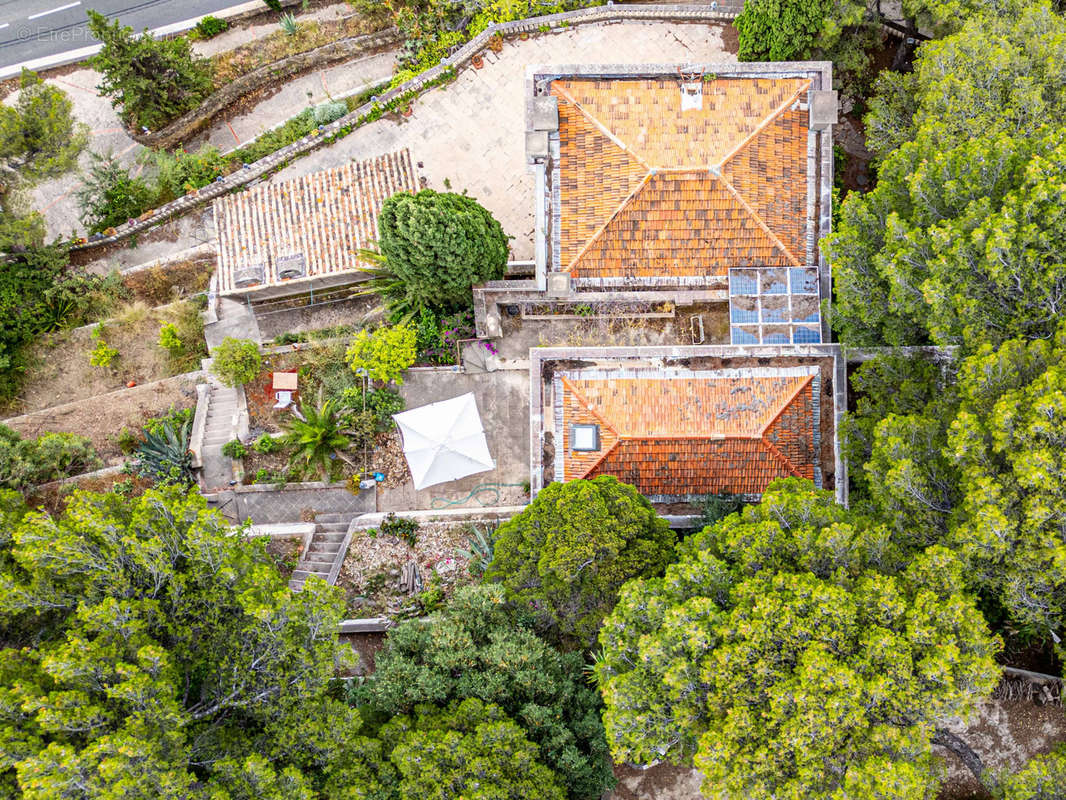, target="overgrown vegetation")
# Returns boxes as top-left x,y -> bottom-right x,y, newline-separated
88,10 -> 215,131
0,424 -> 100,492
